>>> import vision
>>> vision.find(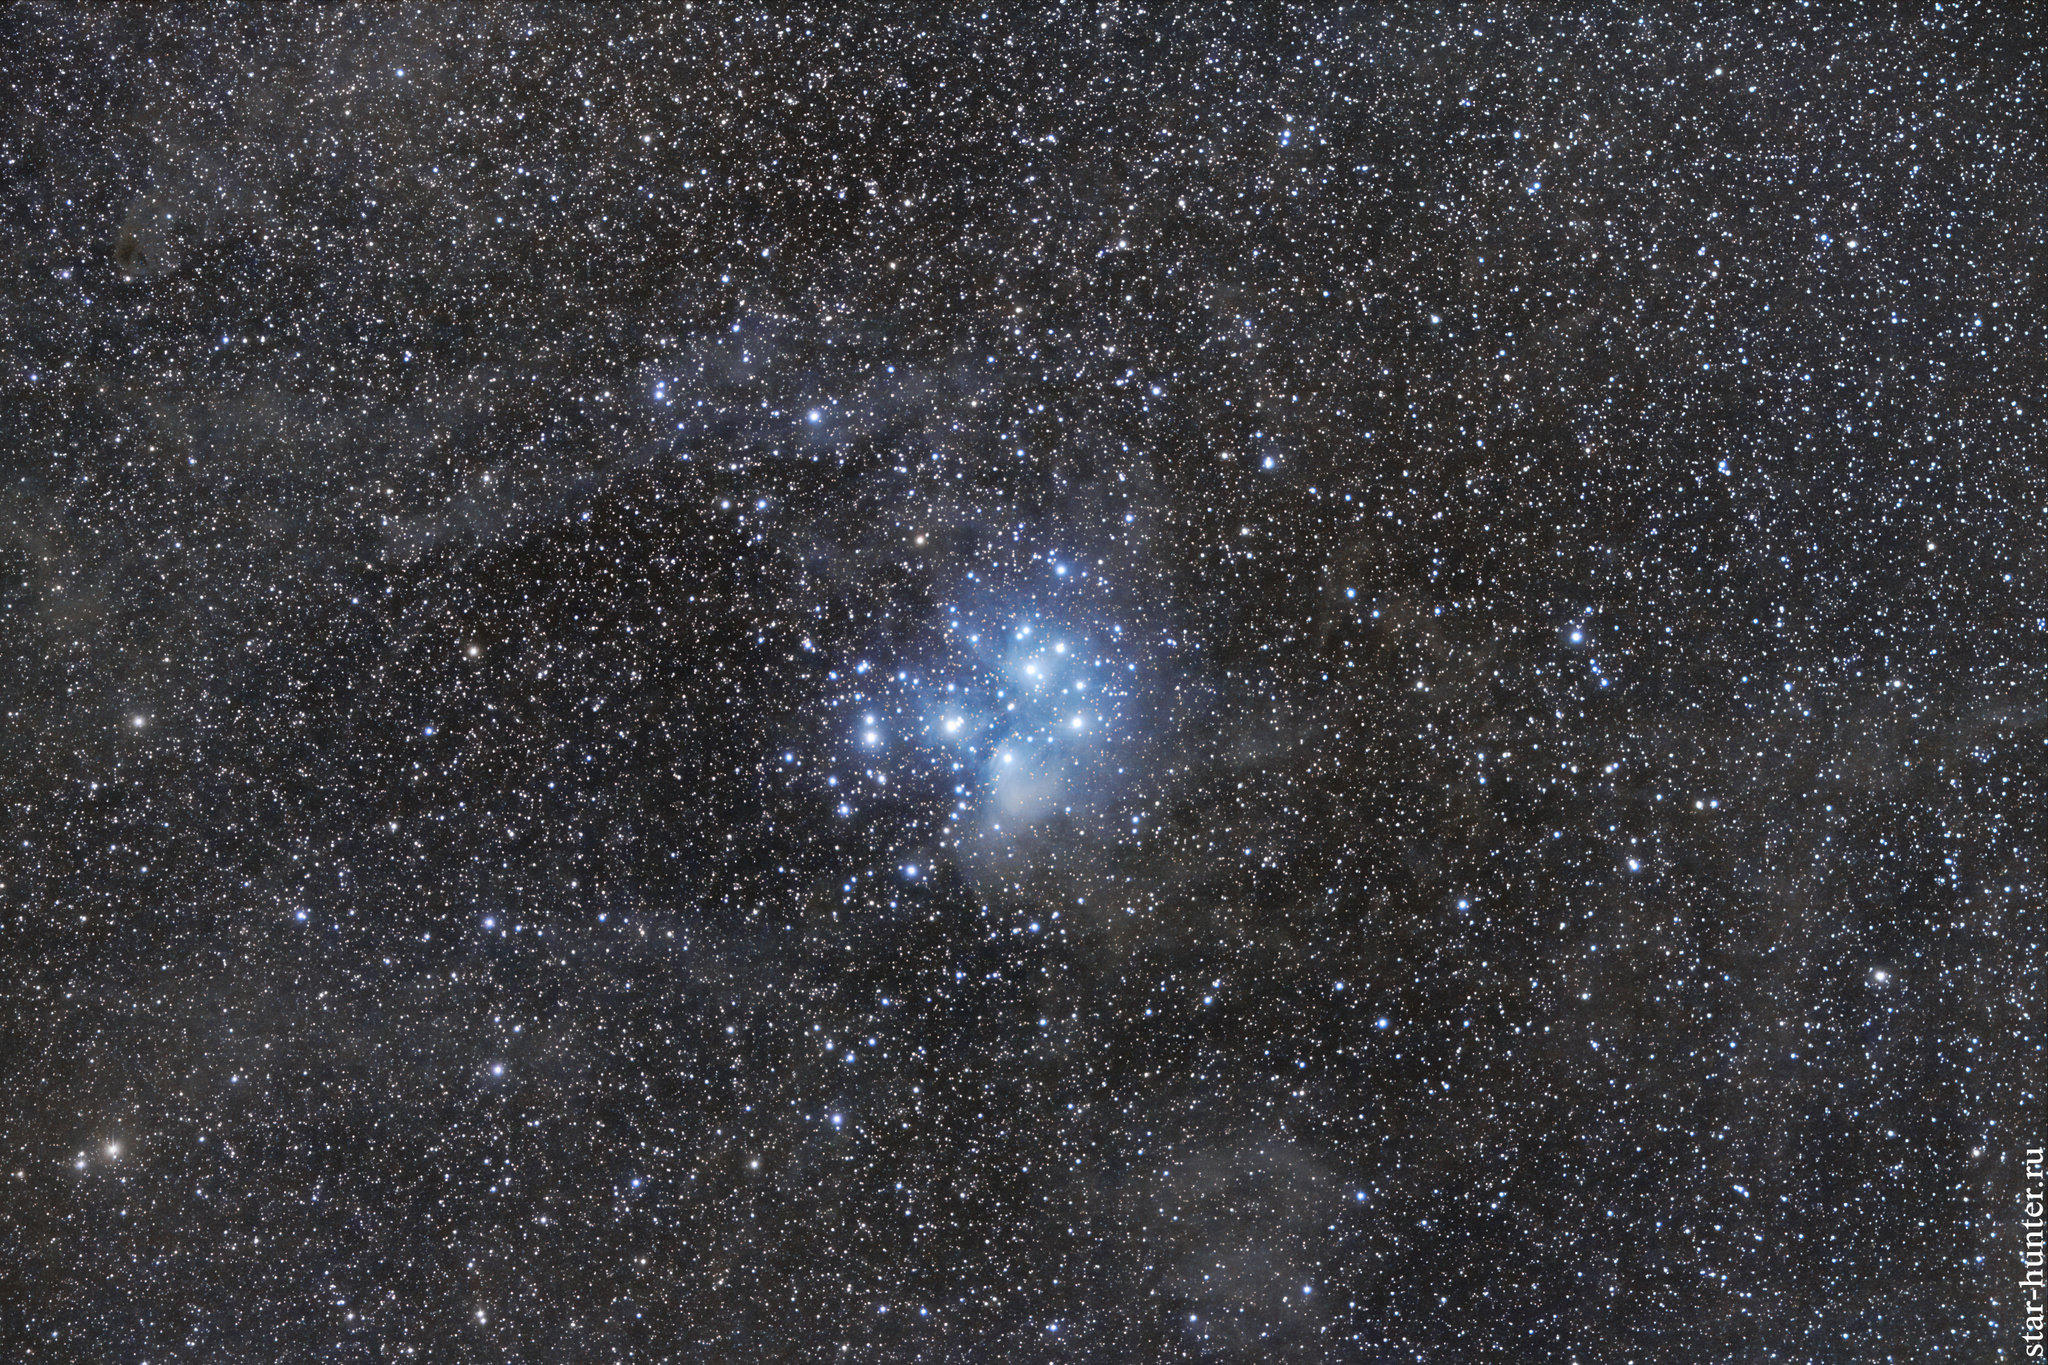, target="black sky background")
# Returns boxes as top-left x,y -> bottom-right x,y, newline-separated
0,3 -> 2042,1360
